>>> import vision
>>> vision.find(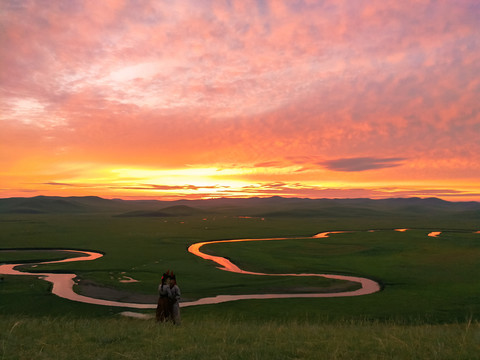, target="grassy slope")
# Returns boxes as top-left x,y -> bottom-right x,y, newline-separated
1,316 -> 479,360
